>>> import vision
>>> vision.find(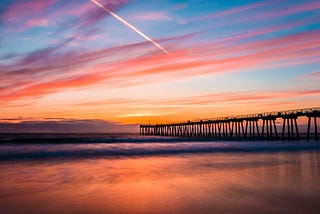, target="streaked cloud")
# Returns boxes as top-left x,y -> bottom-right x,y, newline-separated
172,3 -> 187,11
132,11 -> 172,21
197,1 -> 268,21
76,89 -> 320,107
0,0 -> 319,126
22,18 -> 49,30
0,28 -> 319,103
300,70 -> 320,79
3,0 -> 57,21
